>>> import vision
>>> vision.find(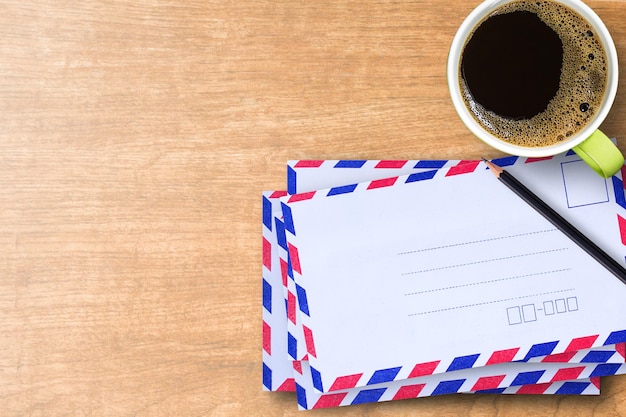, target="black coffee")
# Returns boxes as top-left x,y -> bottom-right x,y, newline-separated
462,11 -> 563,120
459,0 -> 608,147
